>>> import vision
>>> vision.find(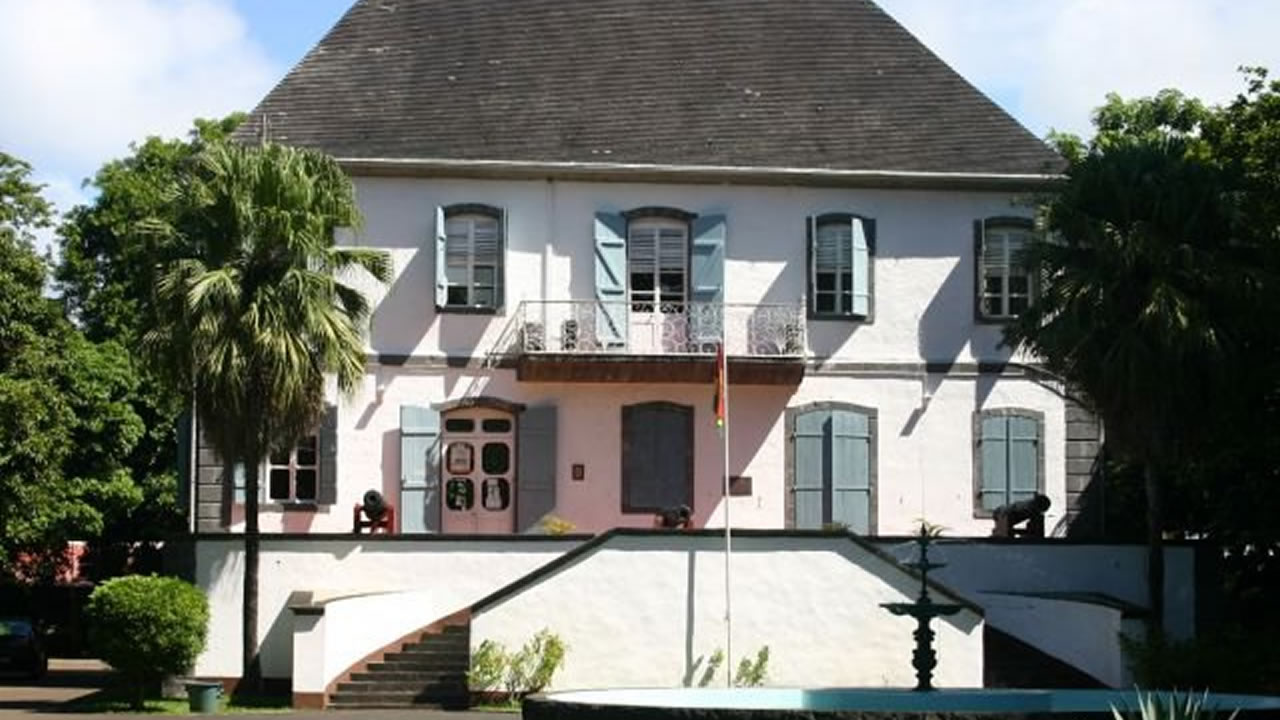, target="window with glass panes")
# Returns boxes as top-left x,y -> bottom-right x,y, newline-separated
443,213 -> 501,308
268,435 -> 319,502
628,218 -> 687,313
980,225 -> 1033,318
814,218 -> 854,315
